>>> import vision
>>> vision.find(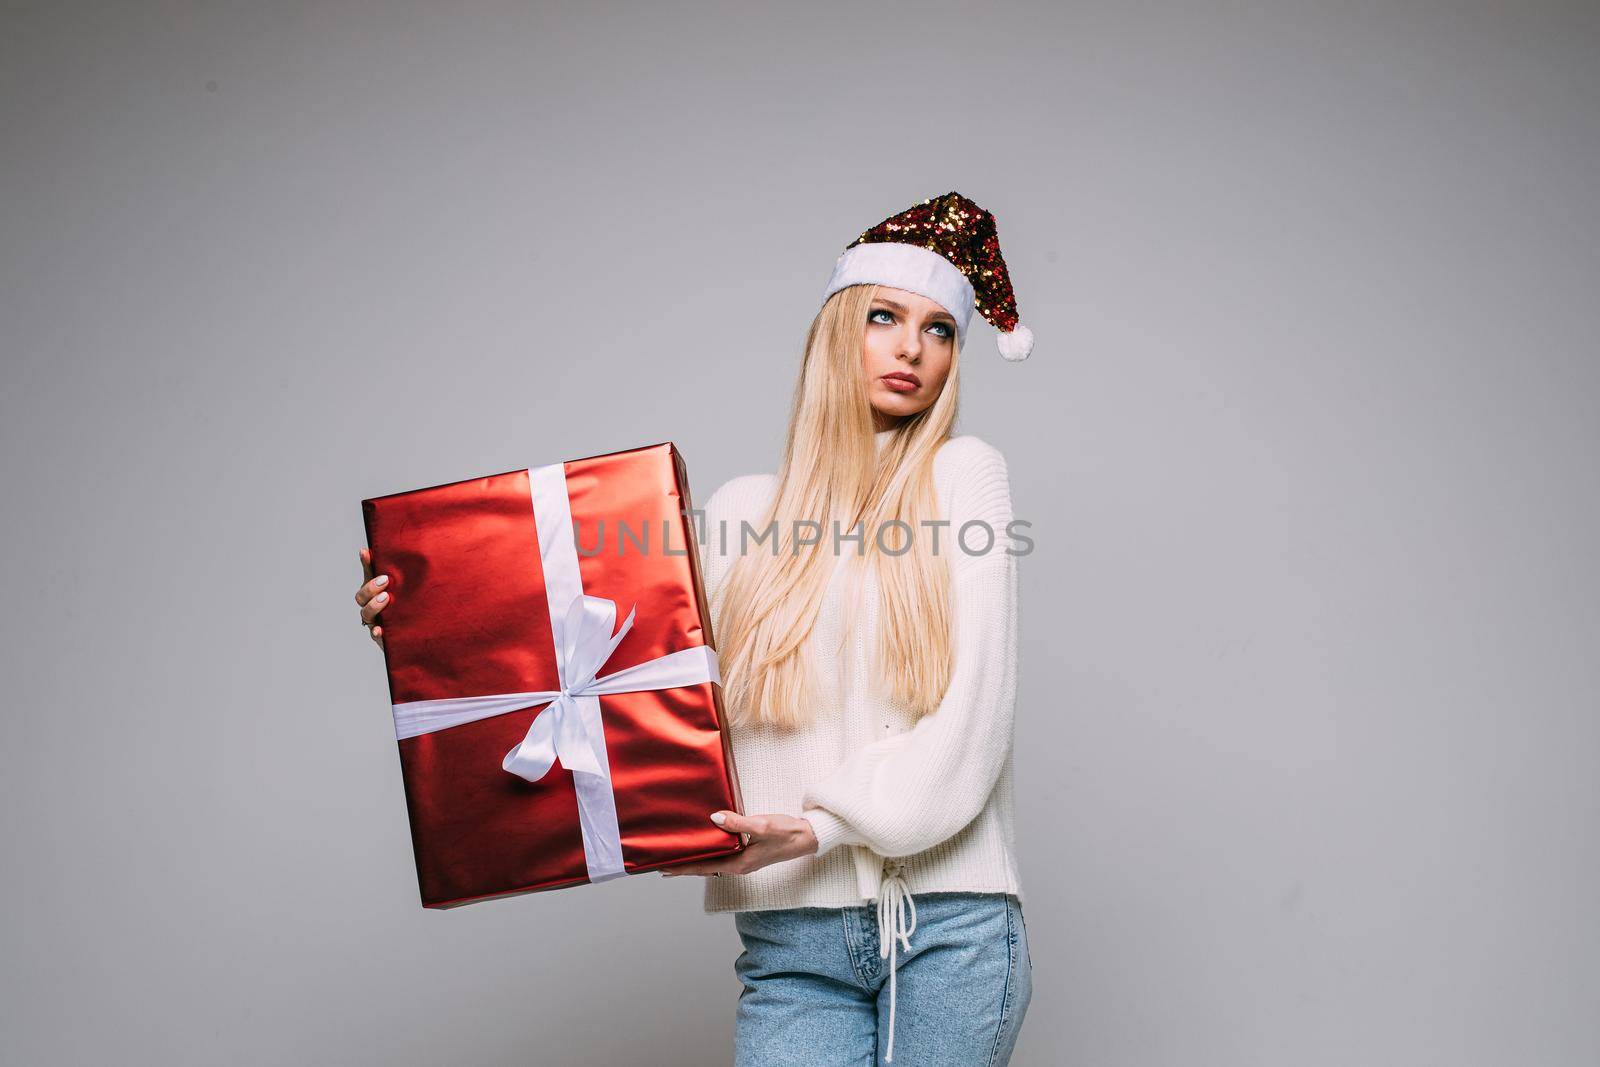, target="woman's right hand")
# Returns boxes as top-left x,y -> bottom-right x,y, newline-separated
357,547 -> 390,647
